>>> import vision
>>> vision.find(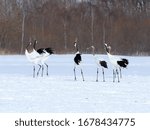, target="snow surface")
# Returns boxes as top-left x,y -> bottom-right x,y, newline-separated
0,54 -> 150,113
